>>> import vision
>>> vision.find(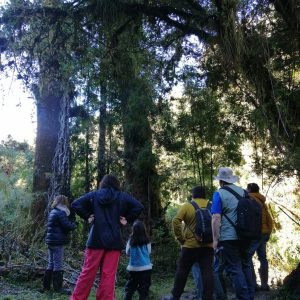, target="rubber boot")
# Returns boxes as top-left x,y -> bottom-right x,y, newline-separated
53,270 -> 71,295
40,269 -> 52,293
259,267 -> 270,291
